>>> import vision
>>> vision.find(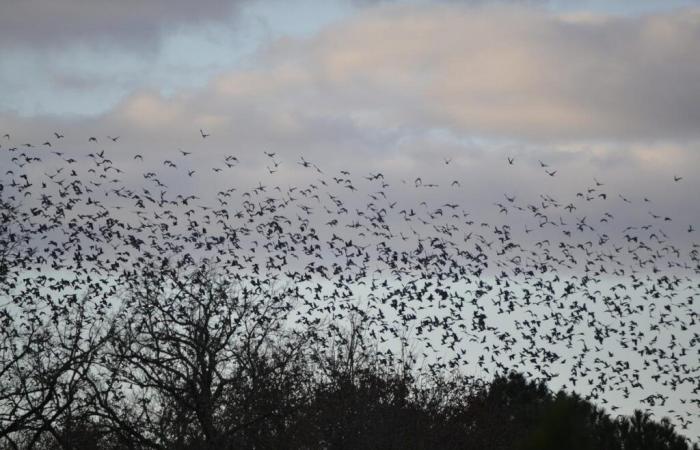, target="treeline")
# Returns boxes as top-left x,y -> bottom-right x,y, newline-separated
1,267 -> 696,449
6,346 -> 699,450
